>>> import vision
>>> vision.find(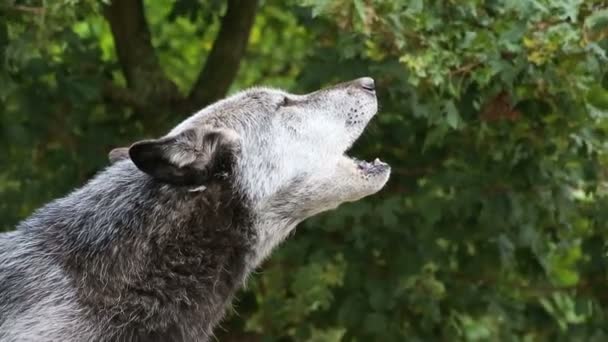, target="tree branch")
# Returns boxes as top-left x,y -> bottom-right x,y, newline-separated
2,5 -> 46,15
102,82 -> 146,110
187,0 -> 259,110
103,0 -> 179,105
